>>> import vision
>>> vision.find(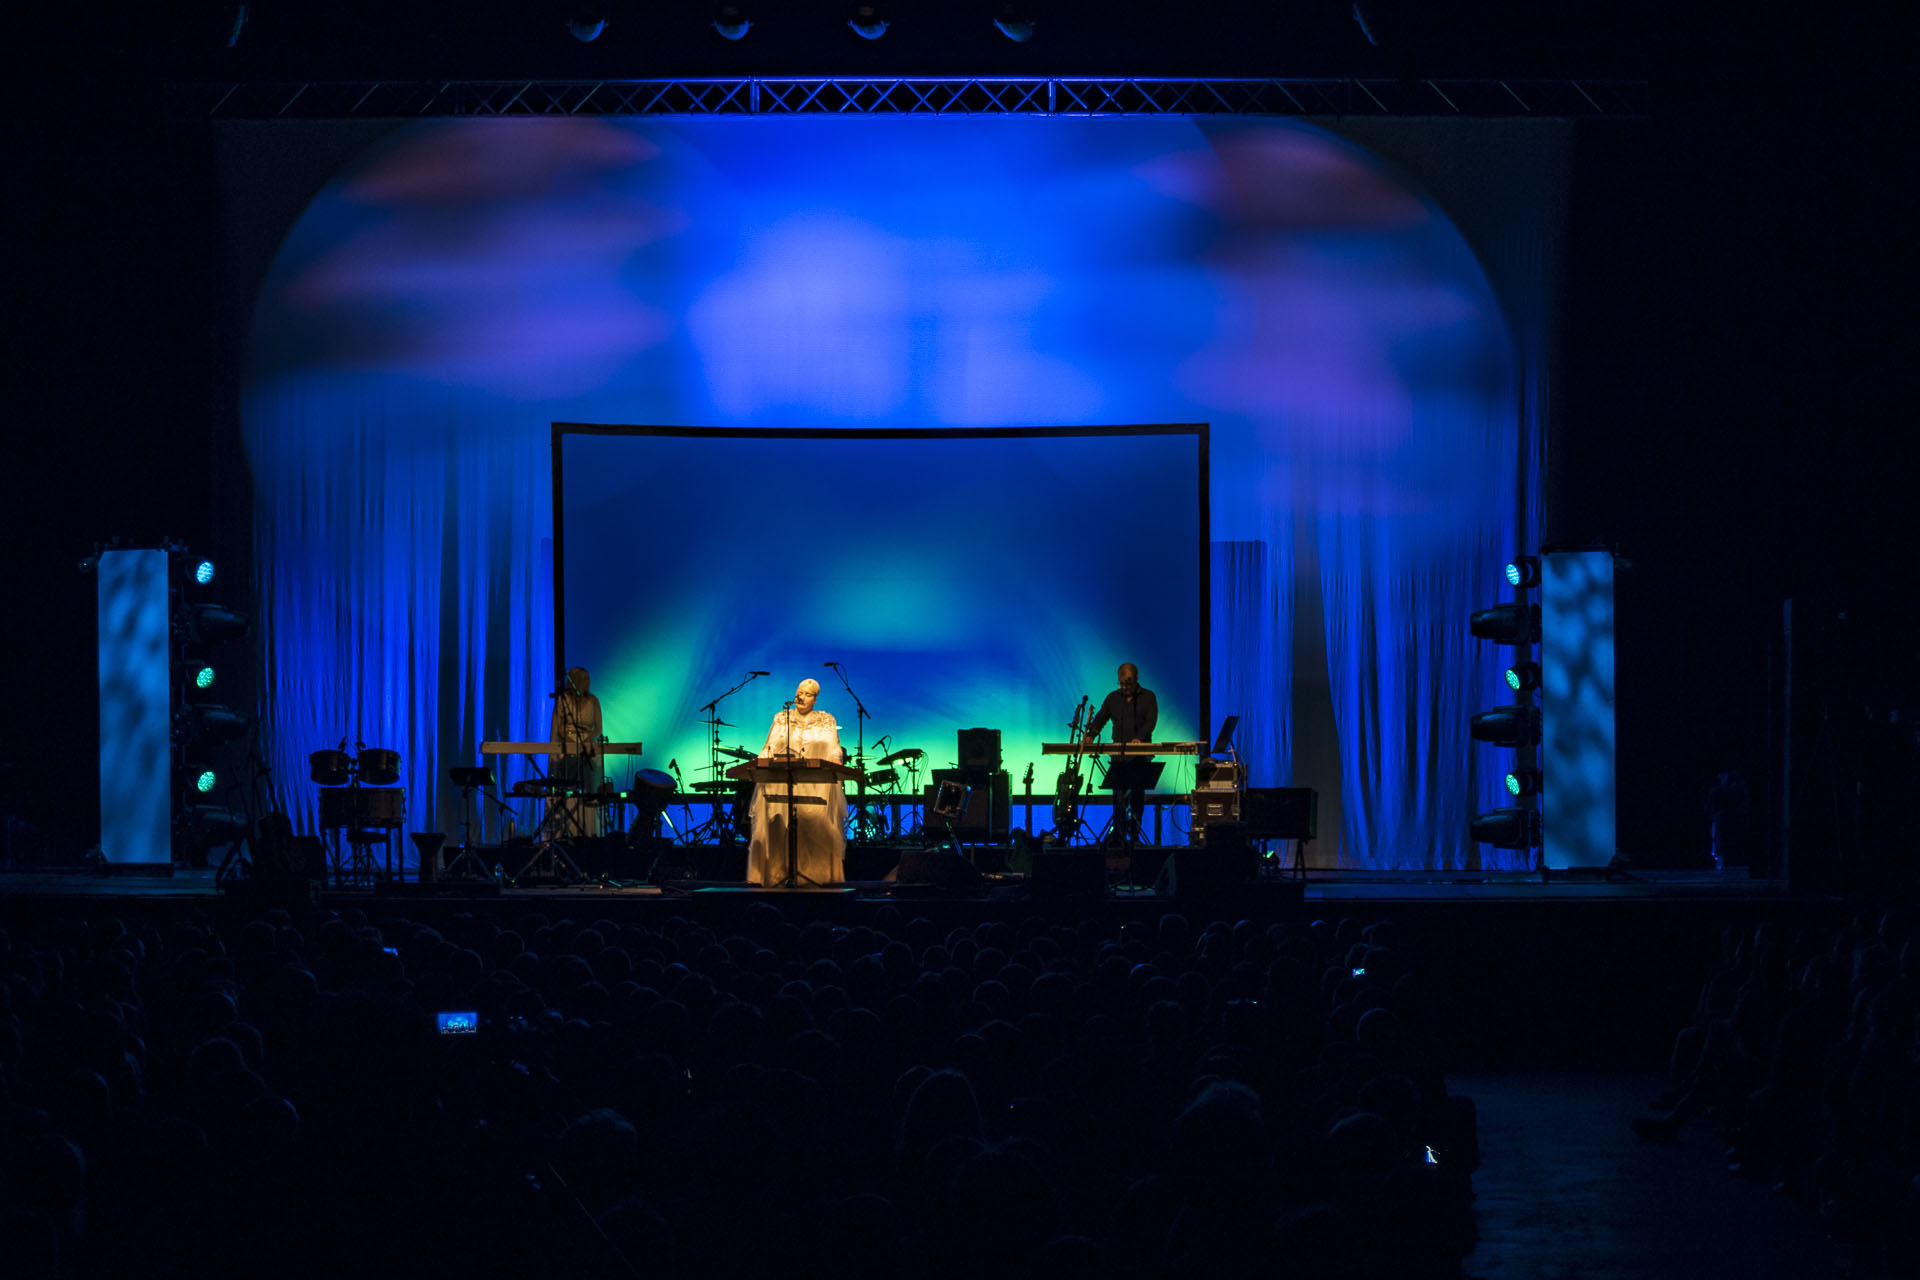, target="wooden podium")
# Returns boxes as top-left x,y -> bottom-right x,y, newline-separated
725,757 -> 861,887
